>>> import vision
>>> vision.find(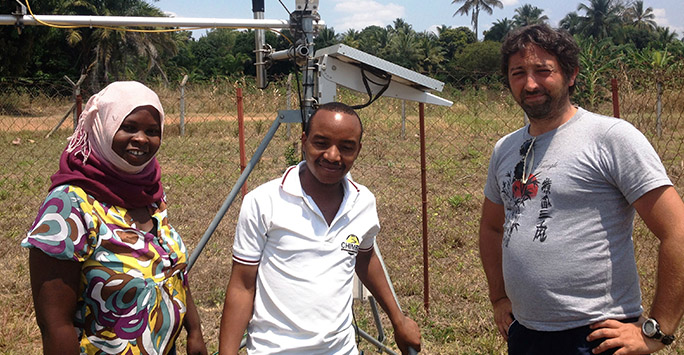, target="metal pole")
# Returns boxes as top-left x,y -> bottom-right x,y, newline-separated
354,327 -> 398,355
253,0 -> 267,89
286,73 -> 292,139
298,8 -> 318,123
354,326 -> 418,355
187,116 -> 282,270
368,296 -> 386,343
419,102 -> 429,313
237,87 -> 248,197
0,14 -> 293,29
373,240 -> 400,312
